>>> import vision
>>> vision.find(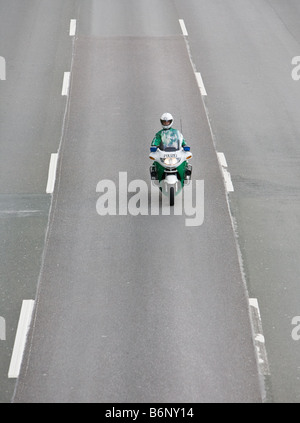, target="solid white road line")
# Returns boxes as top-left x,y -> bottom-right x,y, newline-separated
217,152 -> 234,192
69,19 -> 77,36
46,153 -> 58,194
195,72 -> 207,96
179,19 -> 188,36
223,168 -> 234,193
217,152 -> 228,168
249,298 -> 270,376
8,300 -> 35,378
61,71 -> 70,96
